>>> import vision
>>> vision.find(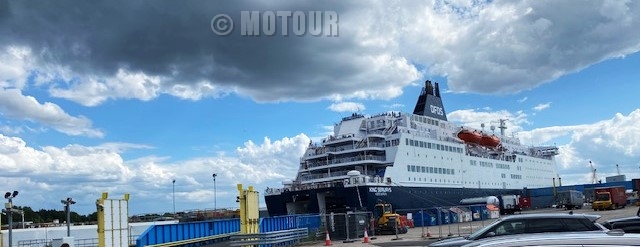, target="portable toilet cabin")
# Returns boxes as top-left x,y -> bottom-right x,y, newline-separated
412,210 -> 436,227
427,207 -> 451,225
468,205 -> 490,221
449,206 -> 472,222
